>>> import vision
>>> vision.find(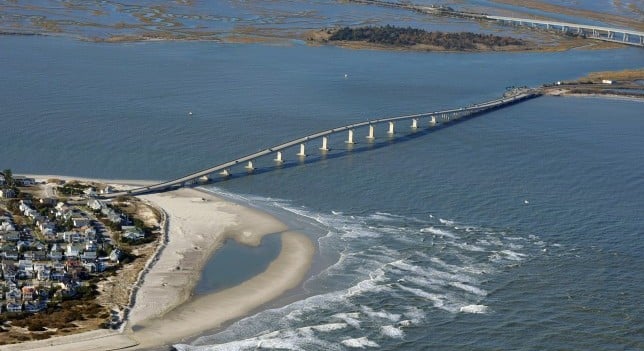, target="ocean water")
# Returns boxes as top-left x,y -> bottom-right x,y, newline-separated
179,96 -> 644,351
1,37 -> 643,350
